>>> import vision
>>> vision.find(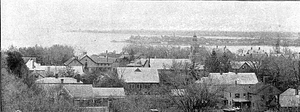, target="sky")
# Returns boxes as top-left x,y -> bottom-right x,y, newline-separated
1,0 -> 300,49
